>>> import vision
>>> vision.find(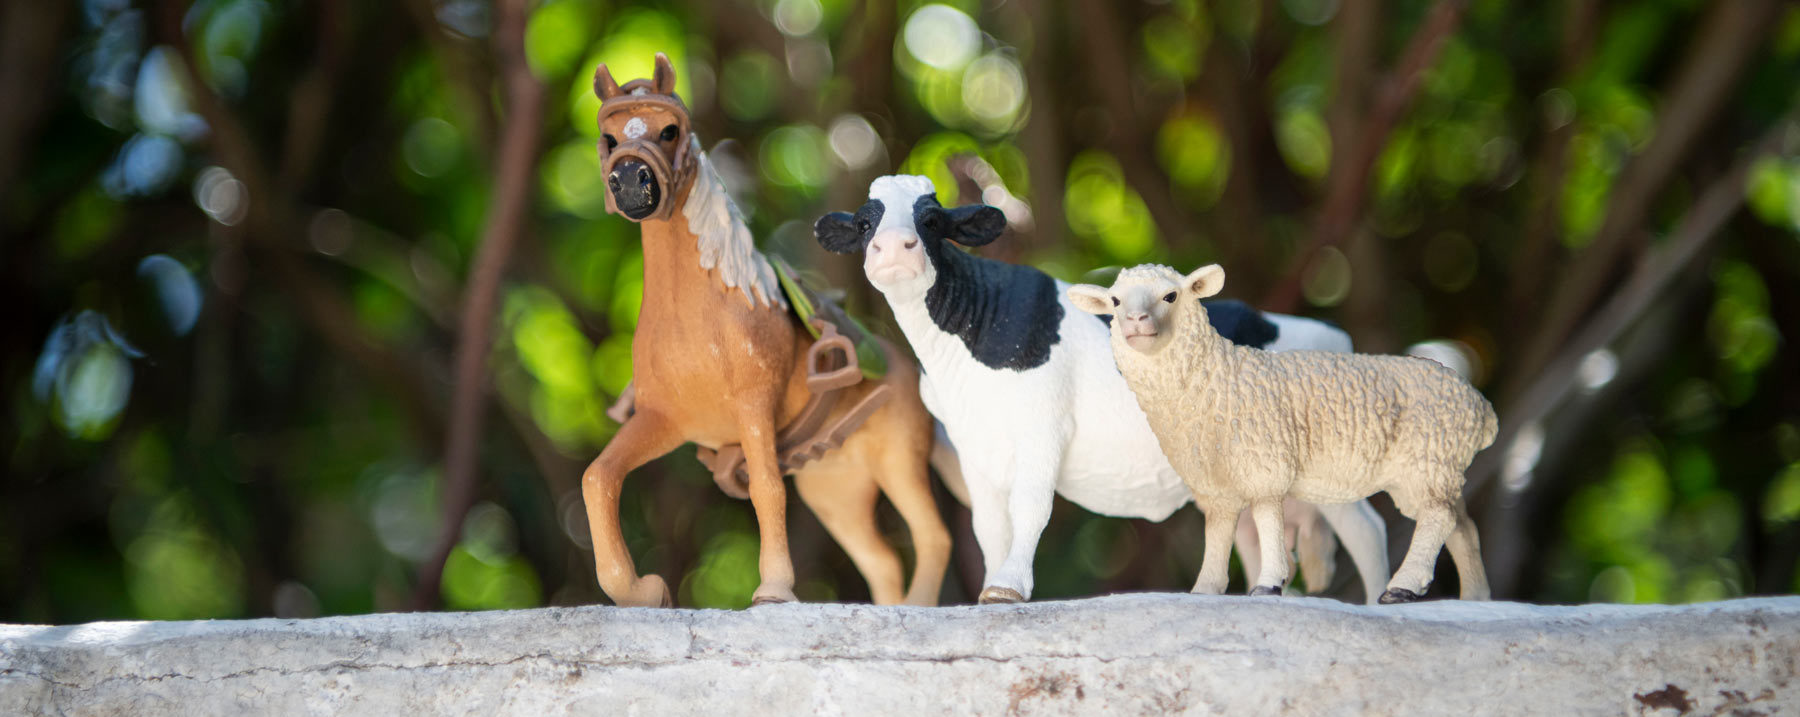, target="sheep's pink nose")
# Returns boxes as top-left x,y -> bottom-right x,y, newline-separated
1125,311 -> 1149,322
